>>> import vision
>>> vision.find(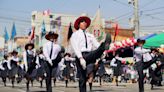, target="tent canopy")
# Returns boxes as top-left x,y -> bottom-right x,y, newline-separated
139,33 -> 156,40
143,32 -> 164,48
